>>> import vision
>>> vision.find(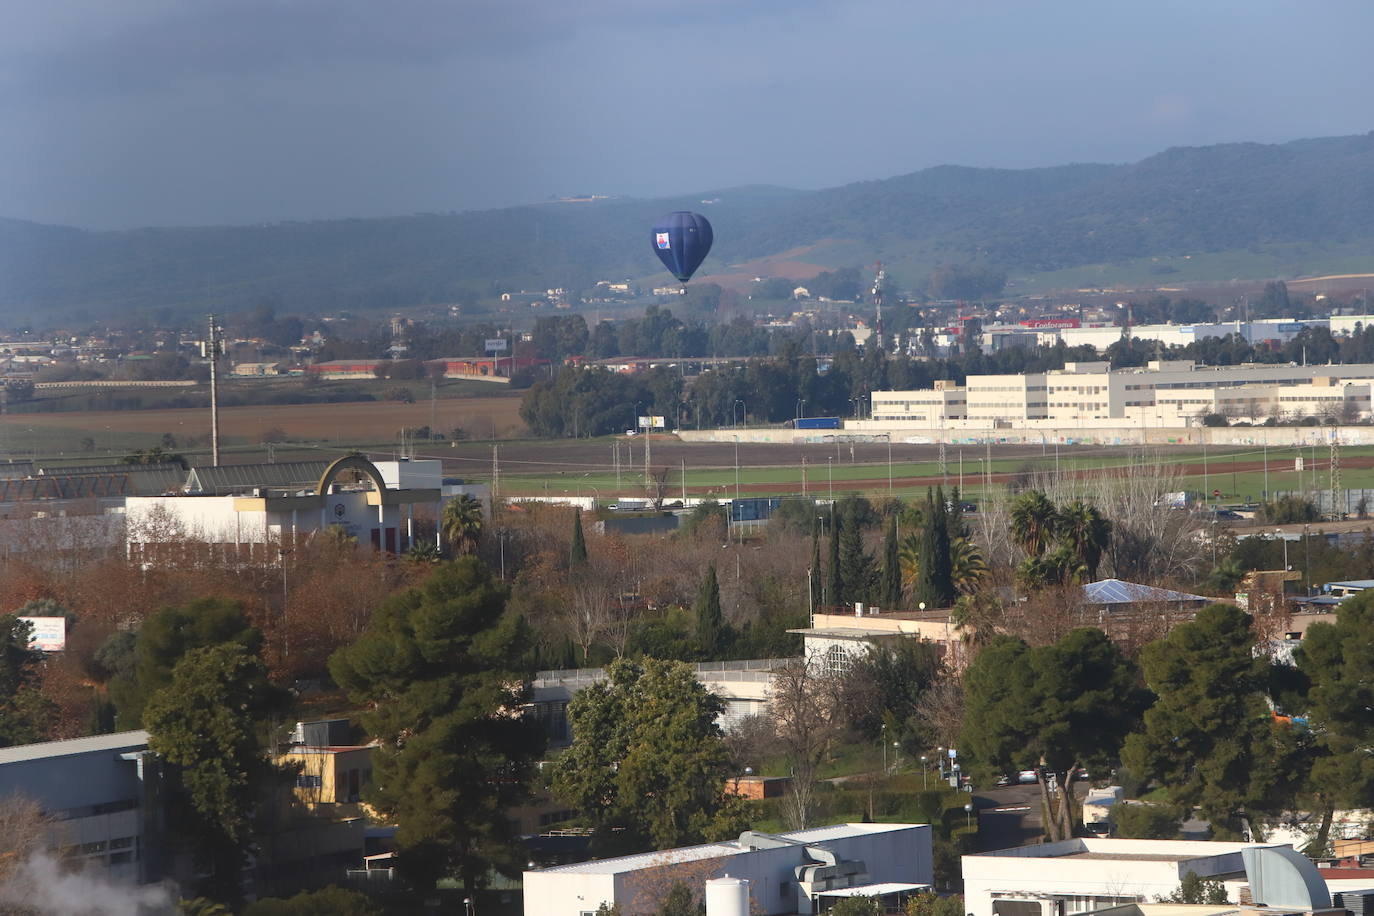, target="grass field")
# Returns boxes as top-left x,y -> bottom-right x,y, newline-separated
5,397 -> 1371,507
